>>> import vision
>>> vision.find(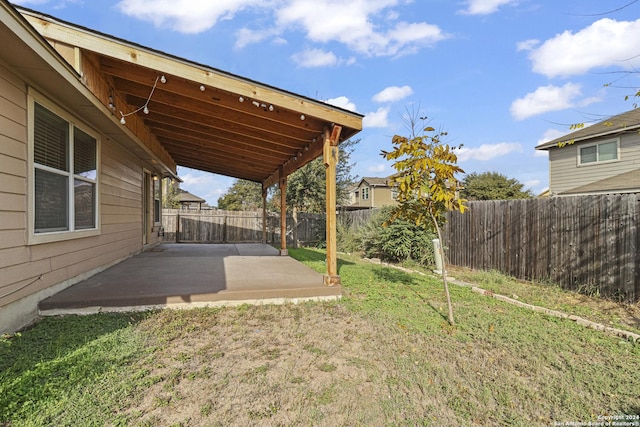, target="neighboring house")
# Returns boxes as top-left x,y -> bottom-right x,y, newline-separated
344,177 -> 399,210
0,2 -> 362,333
536,108 -> 640,196
176,190 -> 206,210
